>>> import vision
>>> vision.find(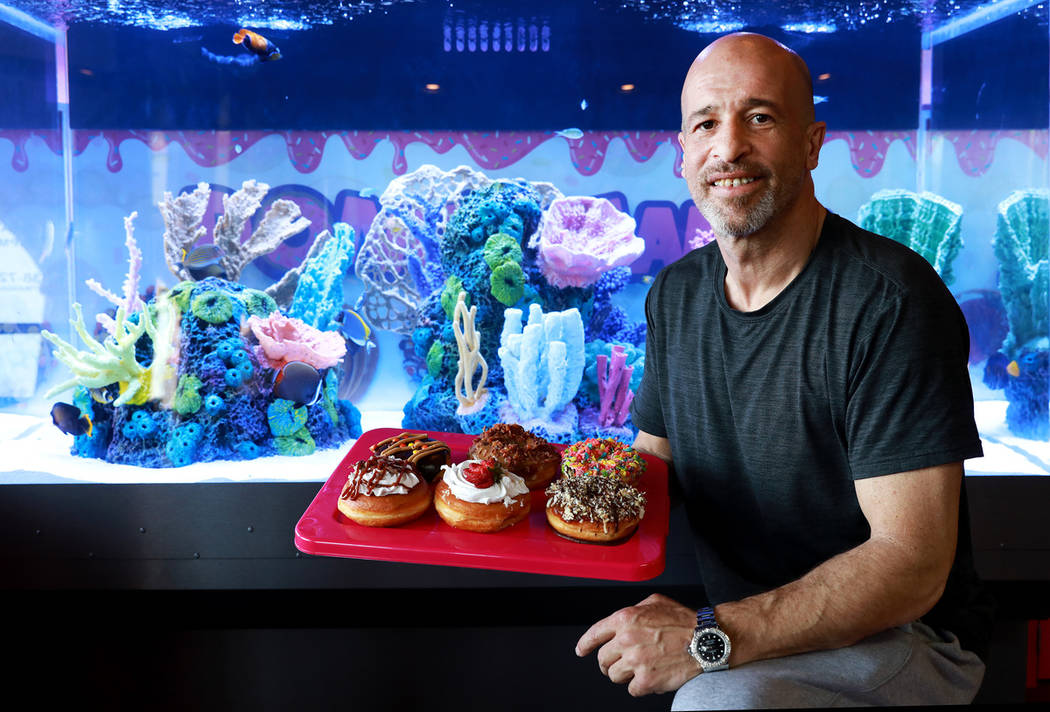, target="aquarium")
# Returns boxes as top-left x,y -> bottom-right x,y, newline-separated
0,0 -> 1046,483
